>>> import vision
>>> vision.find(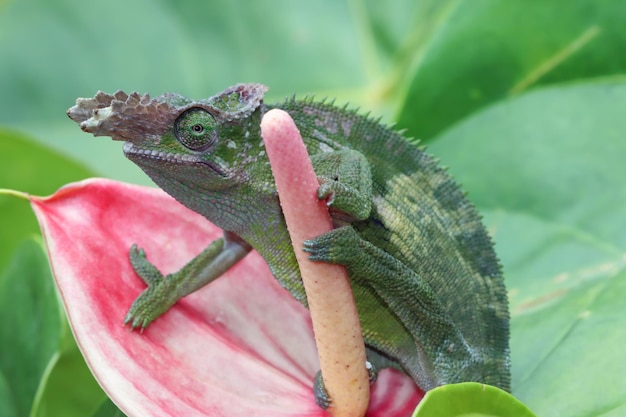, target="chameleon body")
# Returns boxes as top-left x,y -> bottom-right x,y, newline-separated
67,83 -> 510,402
